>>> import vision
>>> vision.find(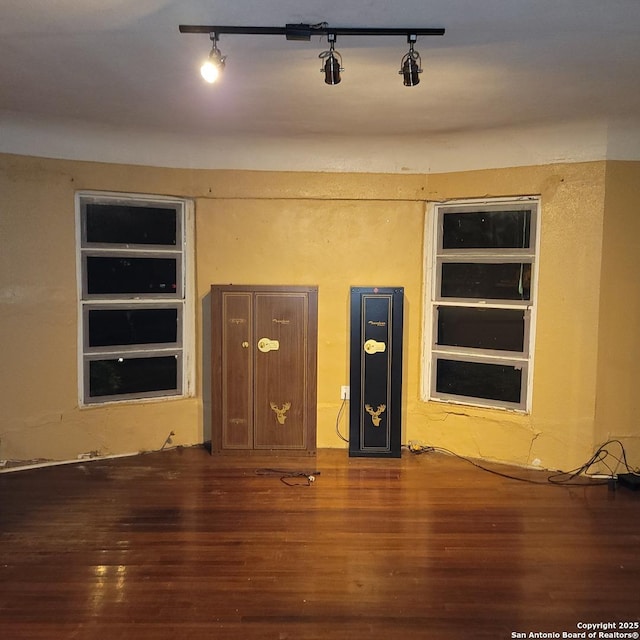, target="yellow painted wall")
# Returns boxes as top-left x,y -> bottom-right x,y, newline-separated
594,162 -> 640,463
416,164 -> 608,470
2,153 -> 635,473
